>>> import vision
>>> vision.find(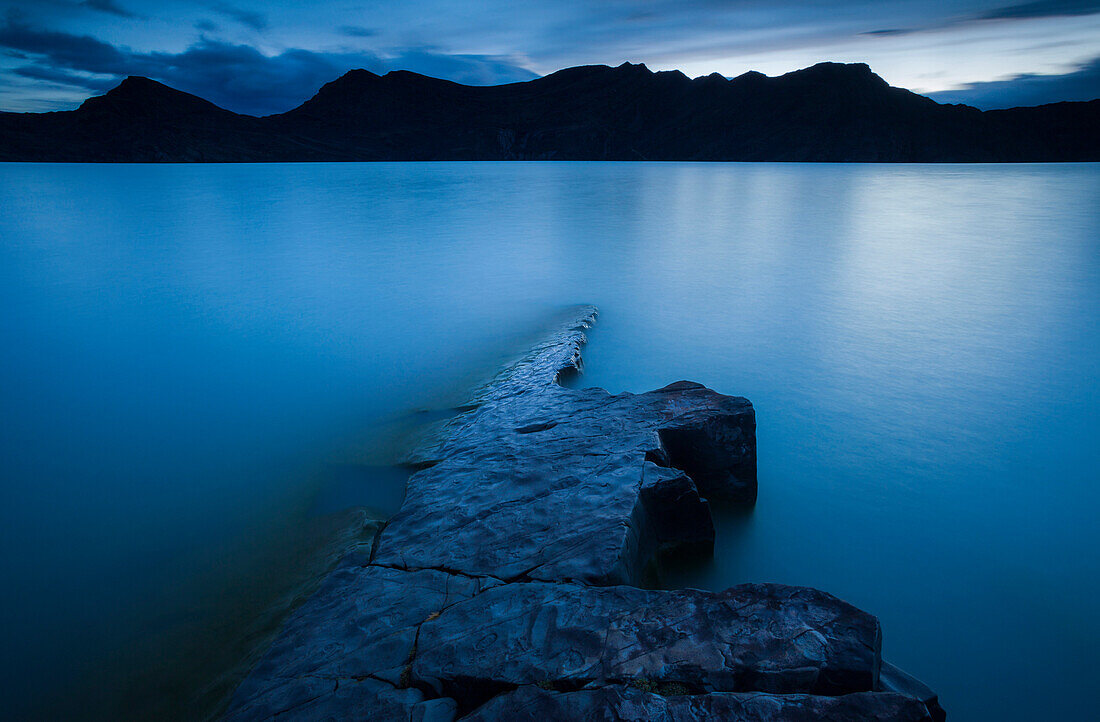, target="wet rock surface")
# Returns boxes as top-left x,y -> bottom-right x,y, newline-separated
224,306 -> 943,721
376,306 -> 755,586
464,685 -> 938,722
413,581 -> 881,711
